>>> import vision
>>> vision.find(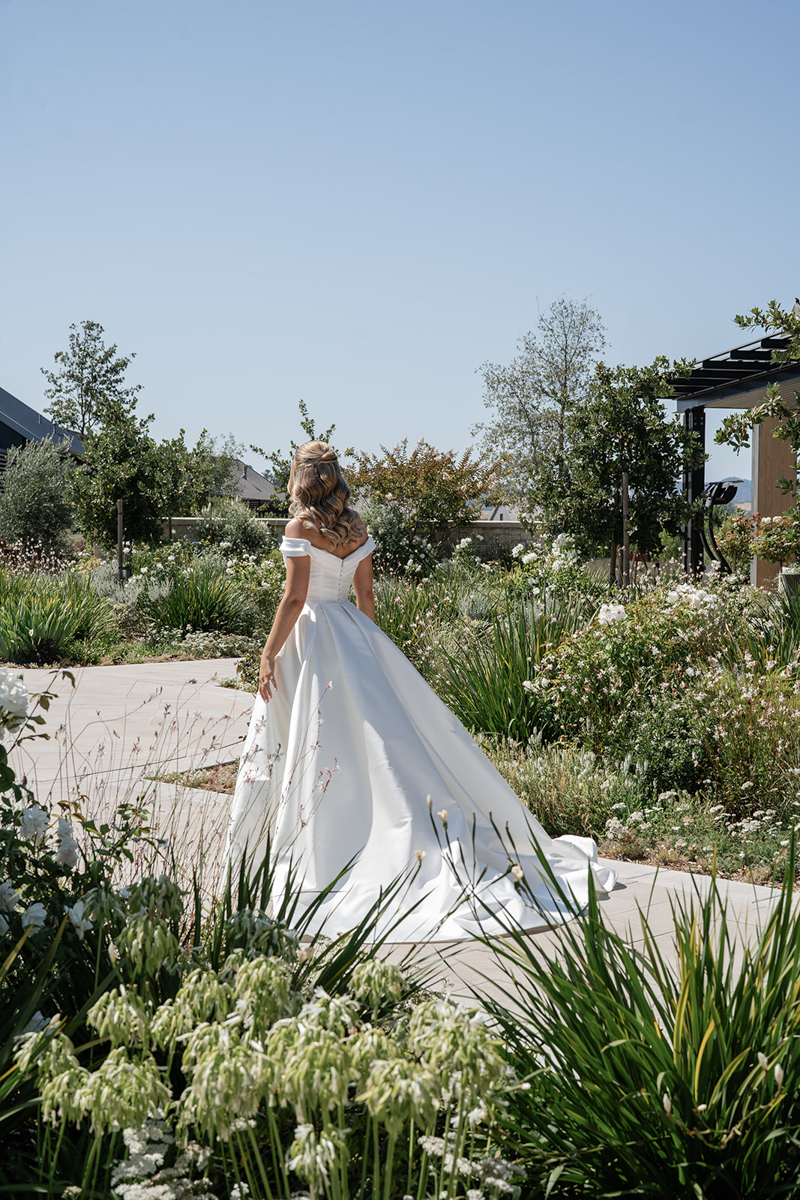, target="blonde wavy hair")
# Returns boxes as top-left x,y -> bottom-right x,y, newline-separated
288,441 -> 362,547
